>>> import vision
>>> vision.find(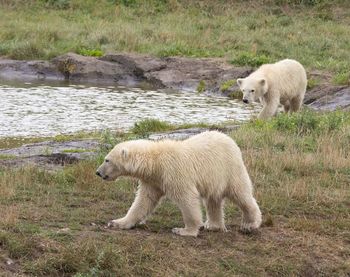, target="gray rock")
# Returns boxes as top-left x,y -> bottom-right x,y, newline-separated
0,139 -> 100,170
148,125 -> 239,141
307,86 -> 350,111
